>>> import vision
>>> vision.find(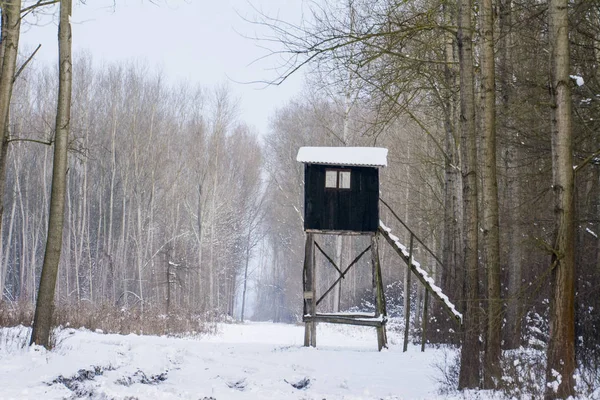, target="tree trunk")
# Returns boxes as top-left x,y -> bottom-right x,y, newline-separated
197,182 -> 204,310
457,0 -> 481,389
2,189 -> 16,299
0,0 -> 21,223
545,0 -> 576,397
0,1 -> 21,299
497,0 -> 523,350
441,0 -> 463,318
209,148 -> 219,312
30,0 -> 73,348
403,236 -> 413,353
480,0 -> 502,388
240,223 -> 251,322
